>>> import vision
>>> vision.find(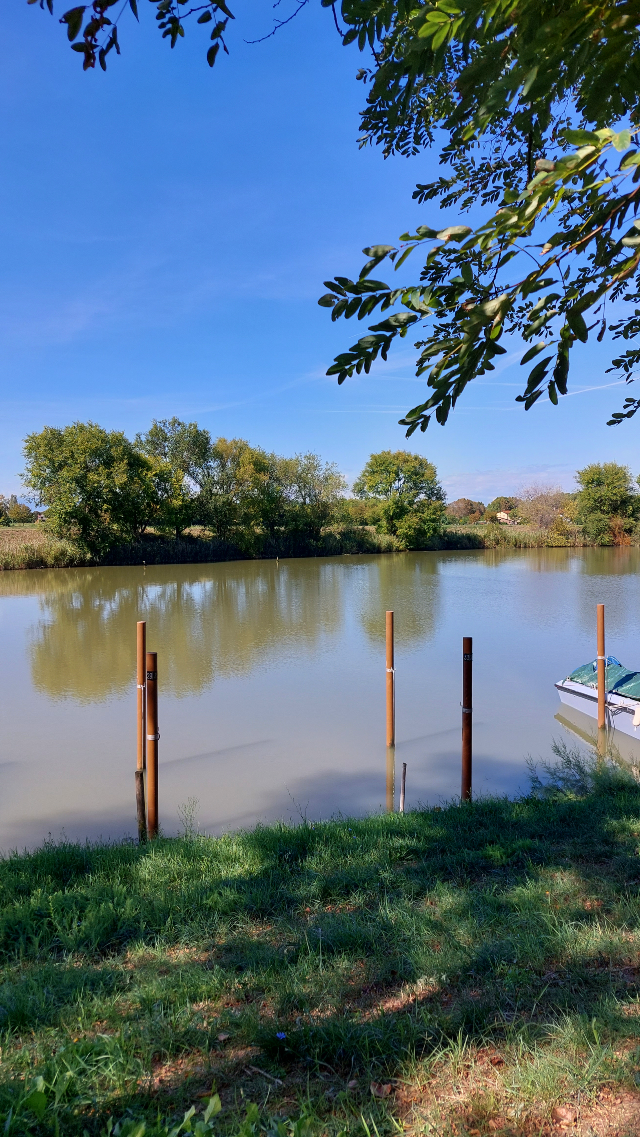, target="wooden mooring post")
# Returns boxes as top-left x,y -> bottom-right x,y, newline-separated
597,603 -> 606,730
386,611 -> 395,748
461,637 -> 473,802
146,651 -> 159,839
136,622 -> 147,843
